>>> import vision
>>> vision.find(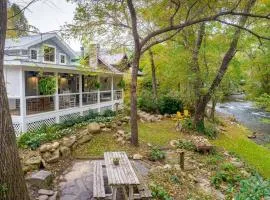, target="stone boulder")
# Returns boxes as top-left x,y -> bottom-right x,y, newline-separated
169,140 -> 178,148
133,154 -> 143,160
62,136 -> 76,148
39,144 -> 49,153
101,127 -> 111,132
59,146 -> 71,157
24,156 -> 42,168
38,189 -> 54,196
77,132 -> 93,145
26,170 -> 53,189
42,149 -> 60,163
87,122 -> 101,134
39,195 -> 49,200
